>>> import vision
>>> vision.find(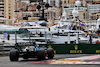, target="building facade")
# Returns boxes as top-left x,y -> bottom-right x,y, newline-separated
87,4 -> 100,19
33,7 -> 61,23
90,11 -> 100,20
19,0 -> 30,3
64,7 -> 87,19
4,0 -> 15,25
0,0 -> 4,23
86,0 -> 100,2
15,1 -> 27,11
61,0 -> 75,8
43,0 -> 61,7
0,0 -> 15,25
